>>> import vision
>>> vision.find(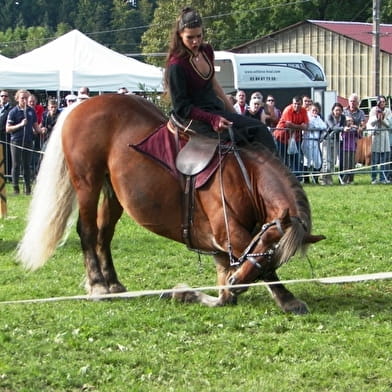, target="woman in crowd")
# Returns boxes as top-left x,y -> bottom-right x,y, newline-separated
320,102 -> 346,185
245,97 -> 263,120
302,103 -> 326,183
41,99 -> 61,148
366,95 -> 392,184
261,94 -> 281,129
6,89 -> 42,195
